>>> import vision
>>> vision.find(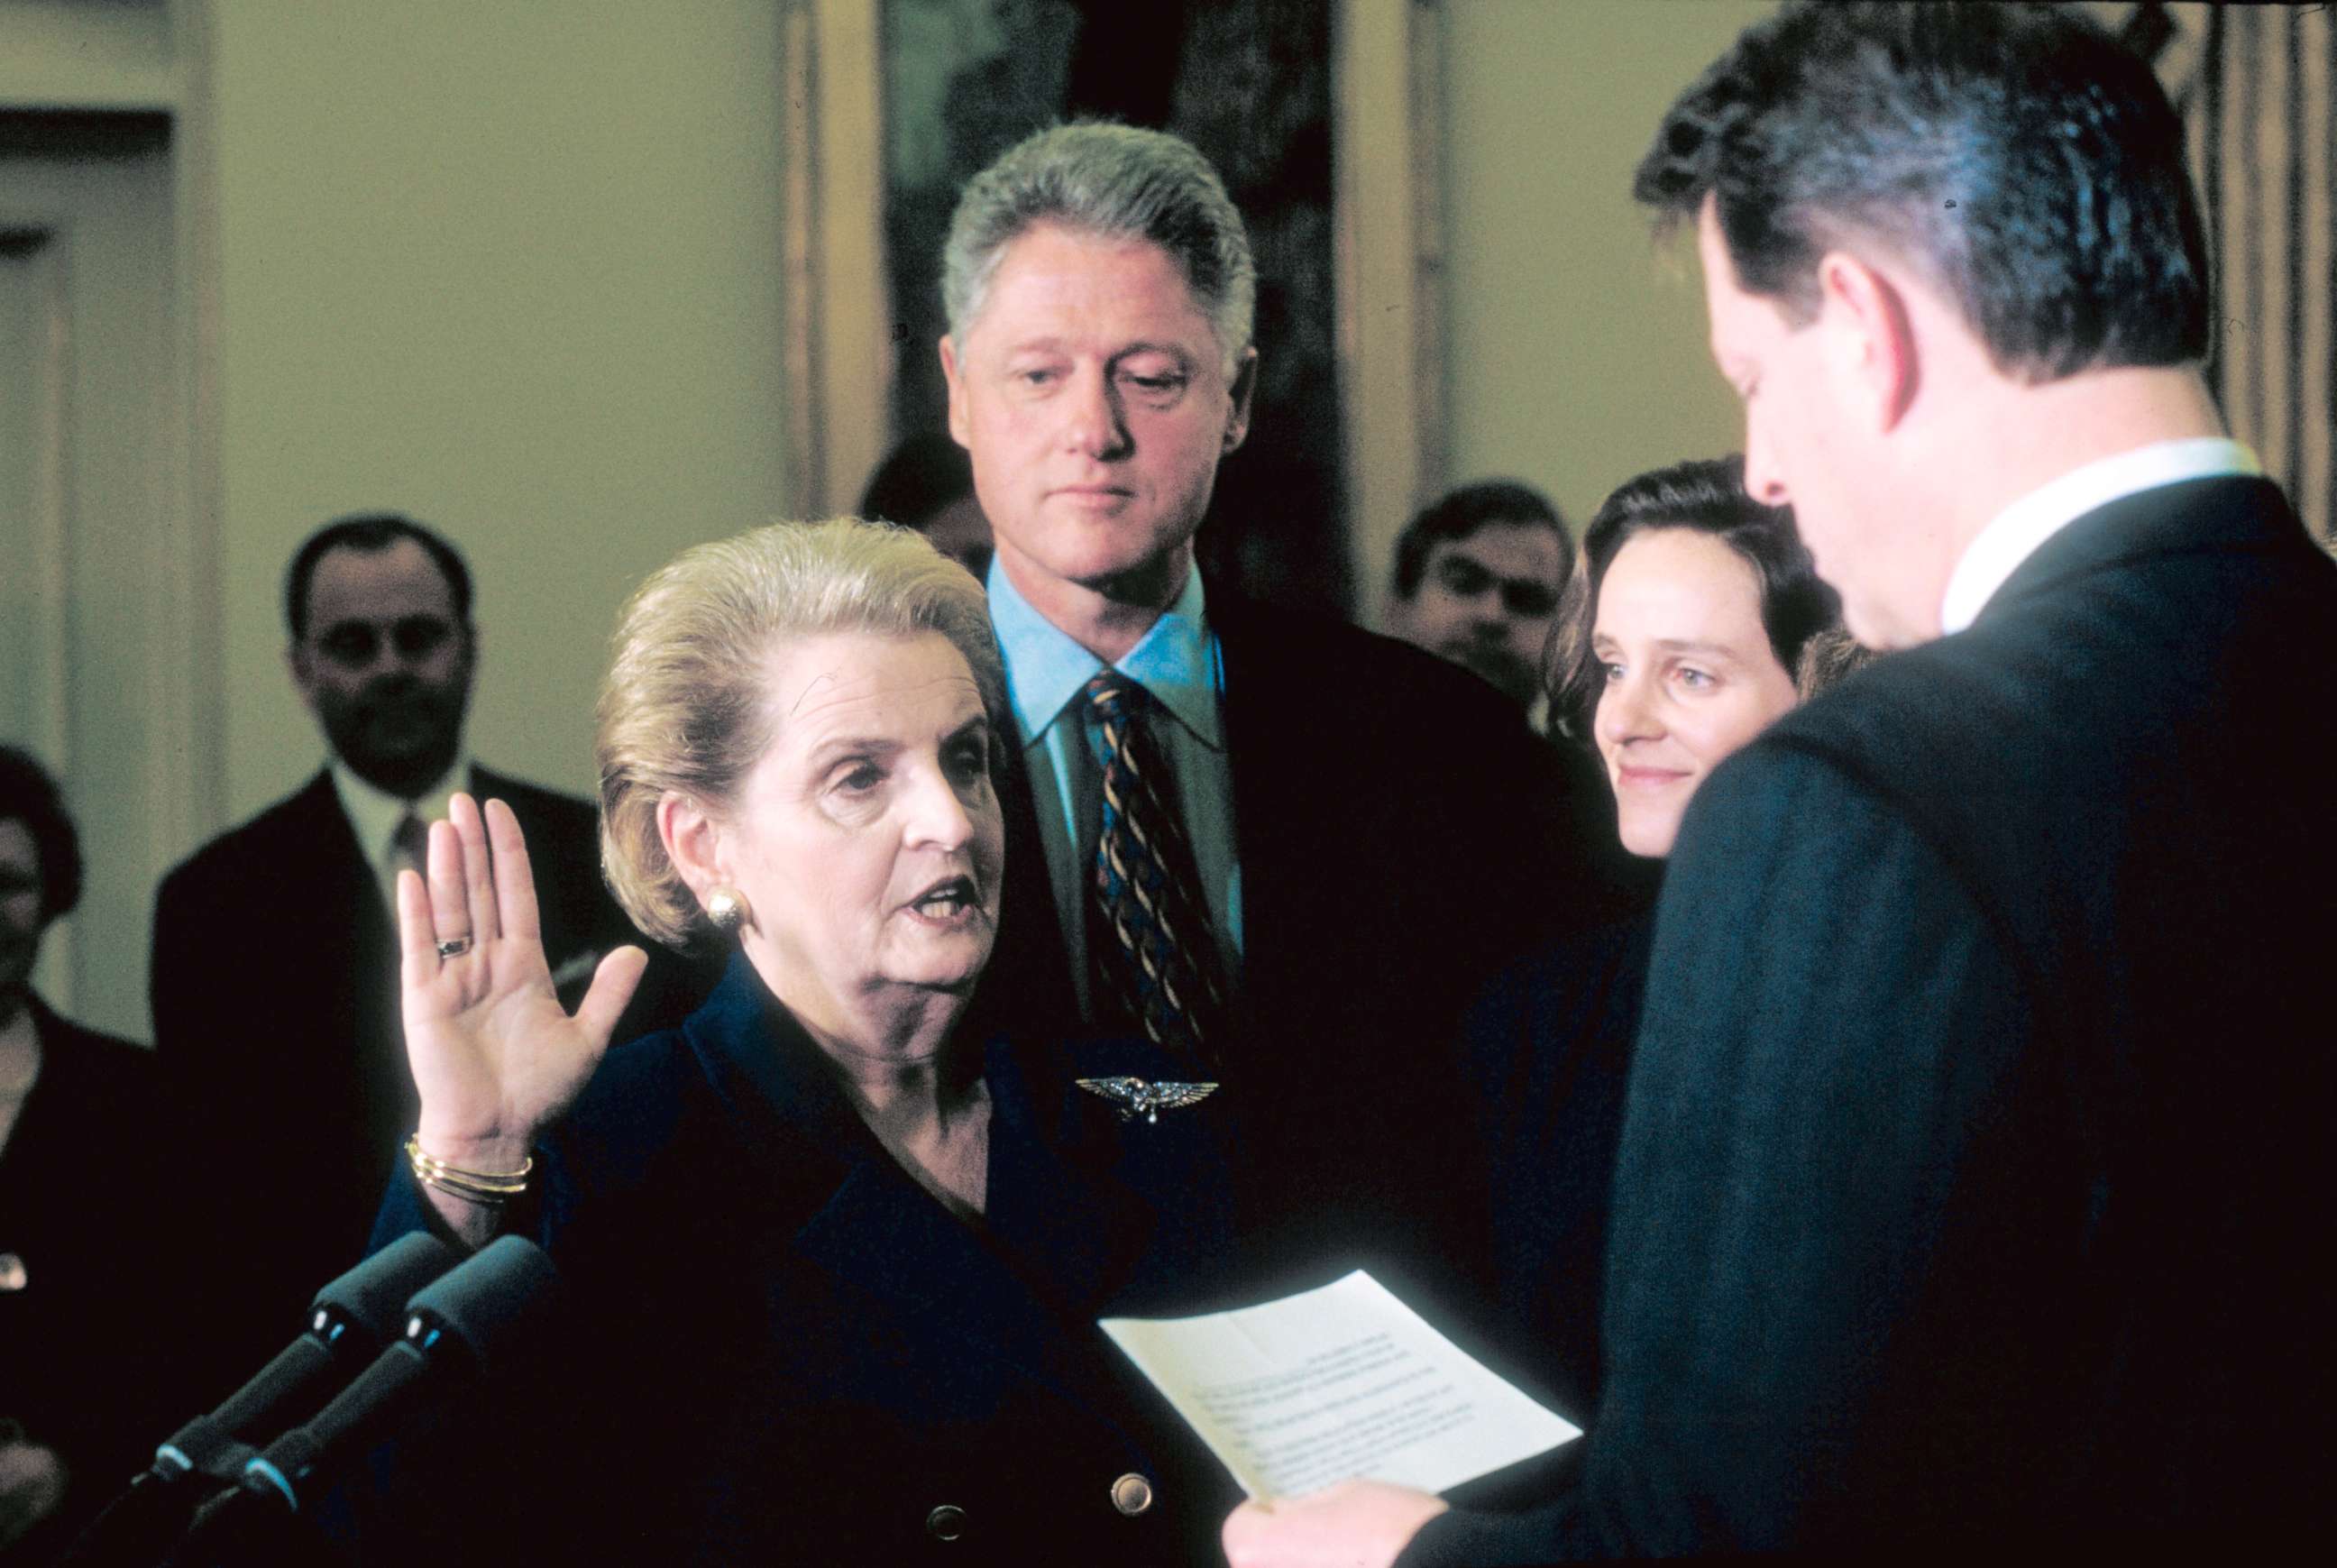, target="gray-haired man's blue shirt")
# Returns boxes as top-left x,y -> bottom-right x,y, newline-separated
985,556 -> 1242,1020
